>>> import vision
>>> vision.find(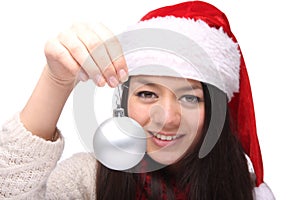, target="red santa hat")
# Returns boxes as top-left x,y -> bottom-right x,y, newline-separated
122,1 -> 274,196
